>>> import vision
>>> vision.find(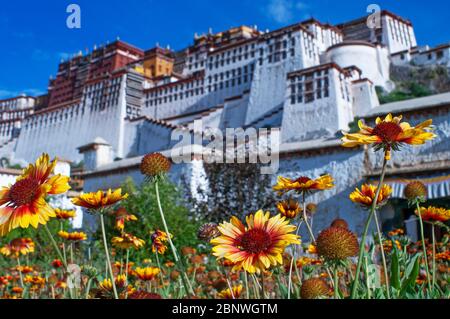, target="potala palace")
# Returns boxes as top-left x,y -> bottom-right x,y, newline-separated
1,10 -> 449,235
